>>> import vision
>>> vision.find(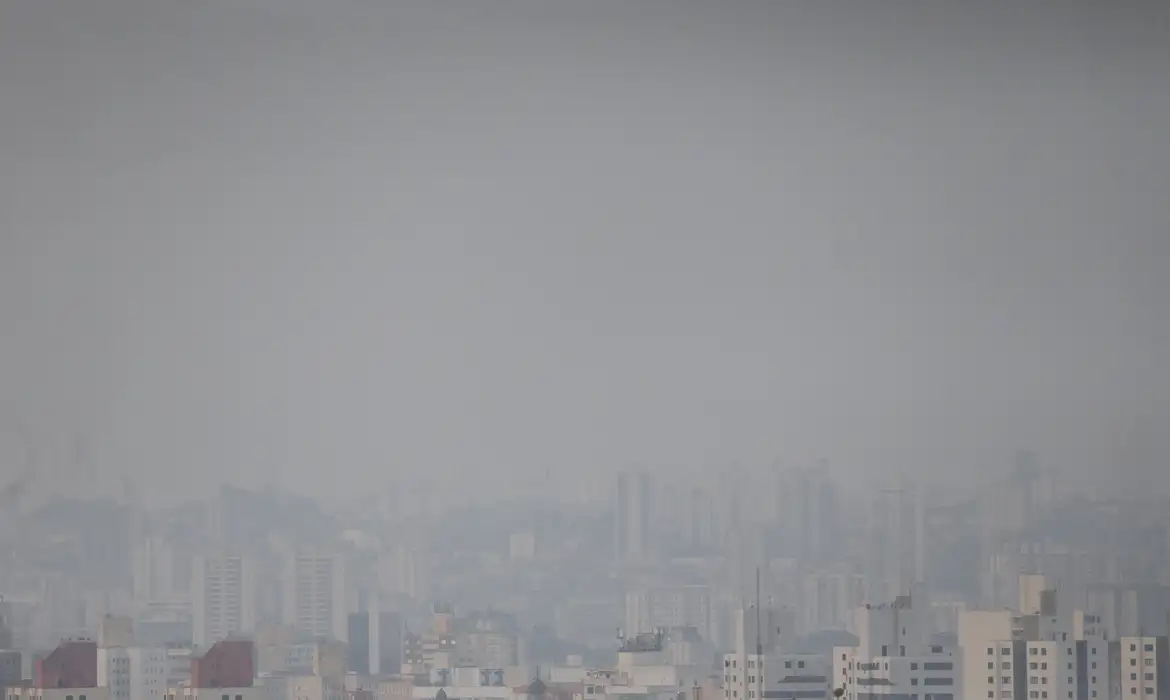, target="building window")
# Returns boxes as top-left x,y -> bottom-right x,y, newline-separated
1146,645 -> 1155,653
989,649 -> 996,656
